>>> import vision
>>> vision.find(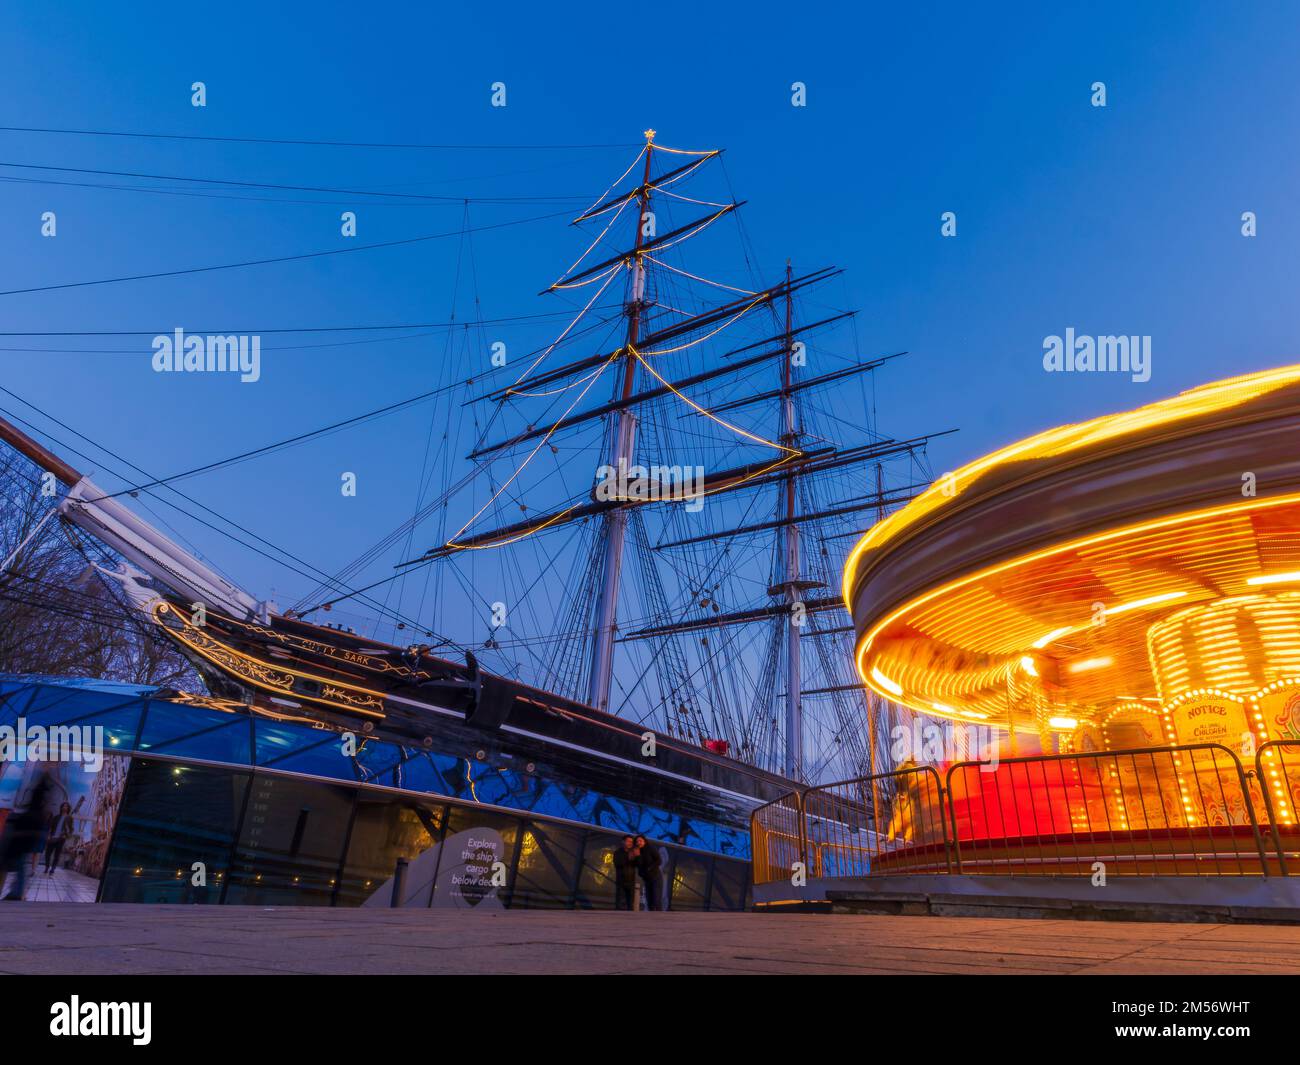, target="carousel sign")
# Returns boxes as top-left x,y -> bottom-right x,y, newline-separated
1165,693 -> 1245,748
